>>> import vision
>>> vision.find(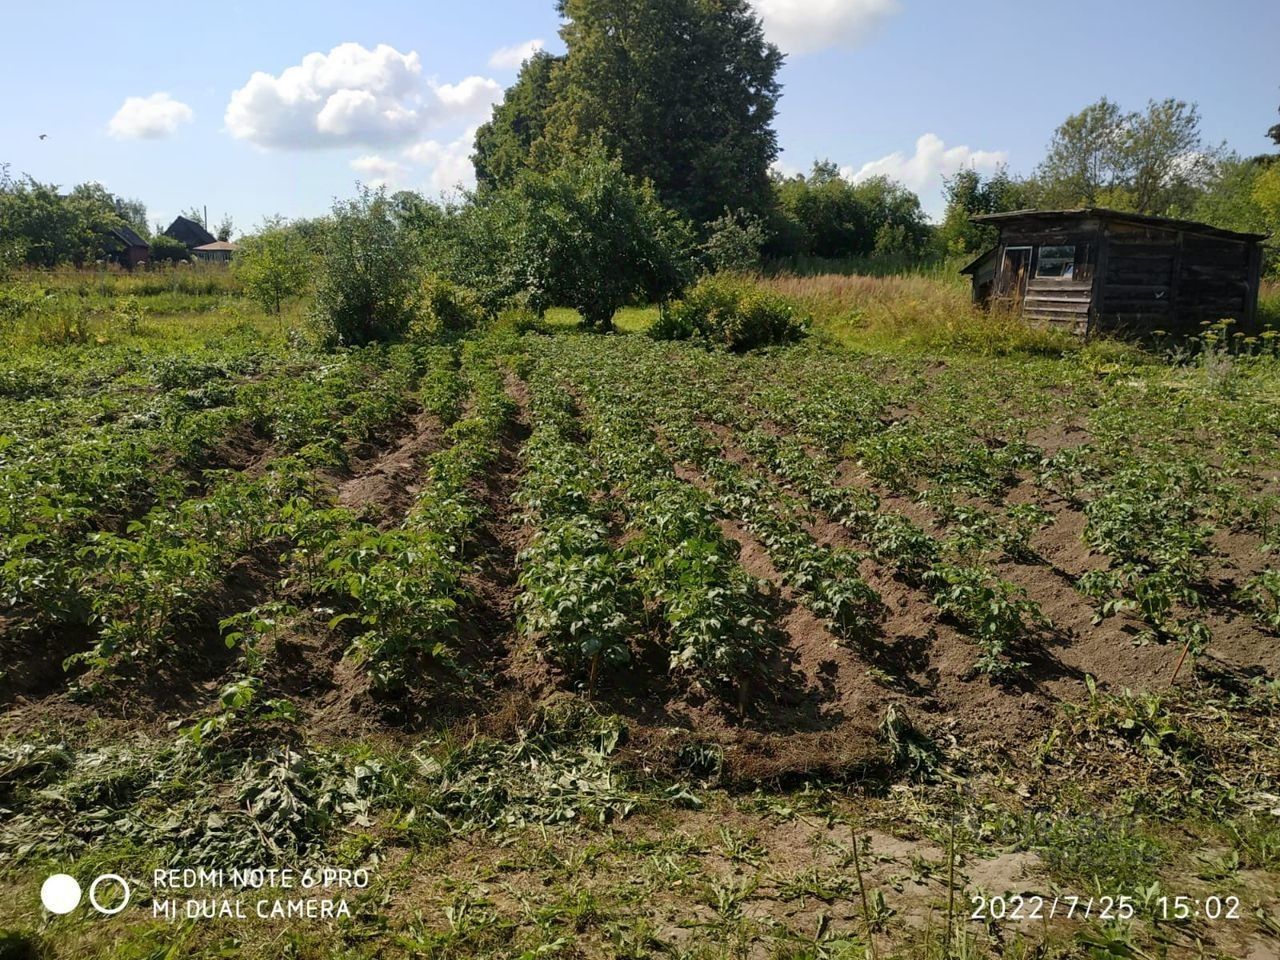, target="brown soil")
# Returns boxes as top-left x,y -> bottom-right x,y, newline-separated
337,408 -> 444,524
